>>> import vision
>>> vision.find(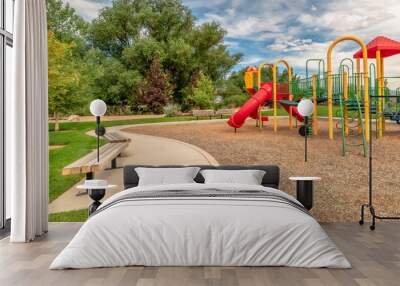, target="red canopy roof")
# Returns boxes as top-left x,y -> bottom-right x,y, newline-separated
353,36 -> 400,59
